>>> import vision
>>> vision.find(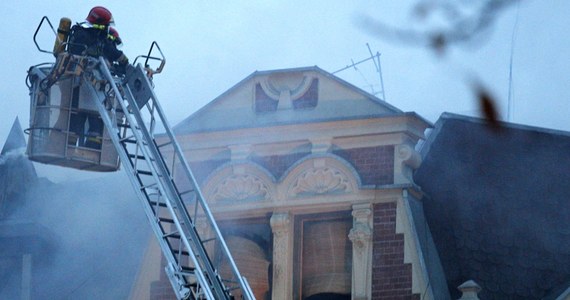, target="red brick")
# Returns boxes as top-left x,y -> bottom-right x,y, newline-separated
332,145 -> 394,185
372,203 -> 420,299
